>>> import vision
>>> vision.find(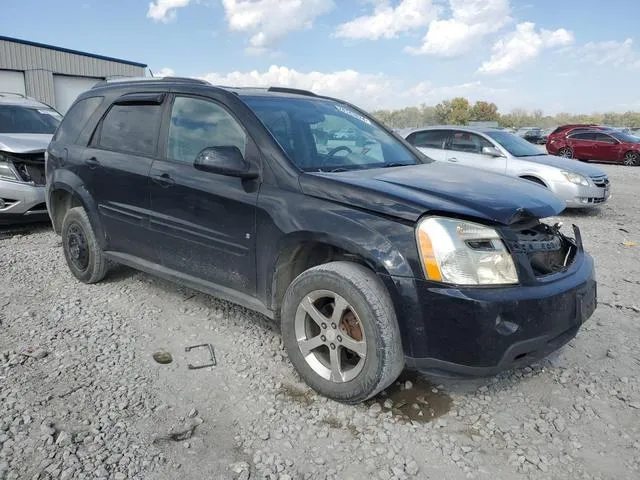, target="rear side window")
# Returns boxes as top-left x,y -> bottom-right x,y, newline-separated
569,132 -> 597,140
97,103 -> 162,156
53,97 -> 103,144
407,130 -> 448,149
